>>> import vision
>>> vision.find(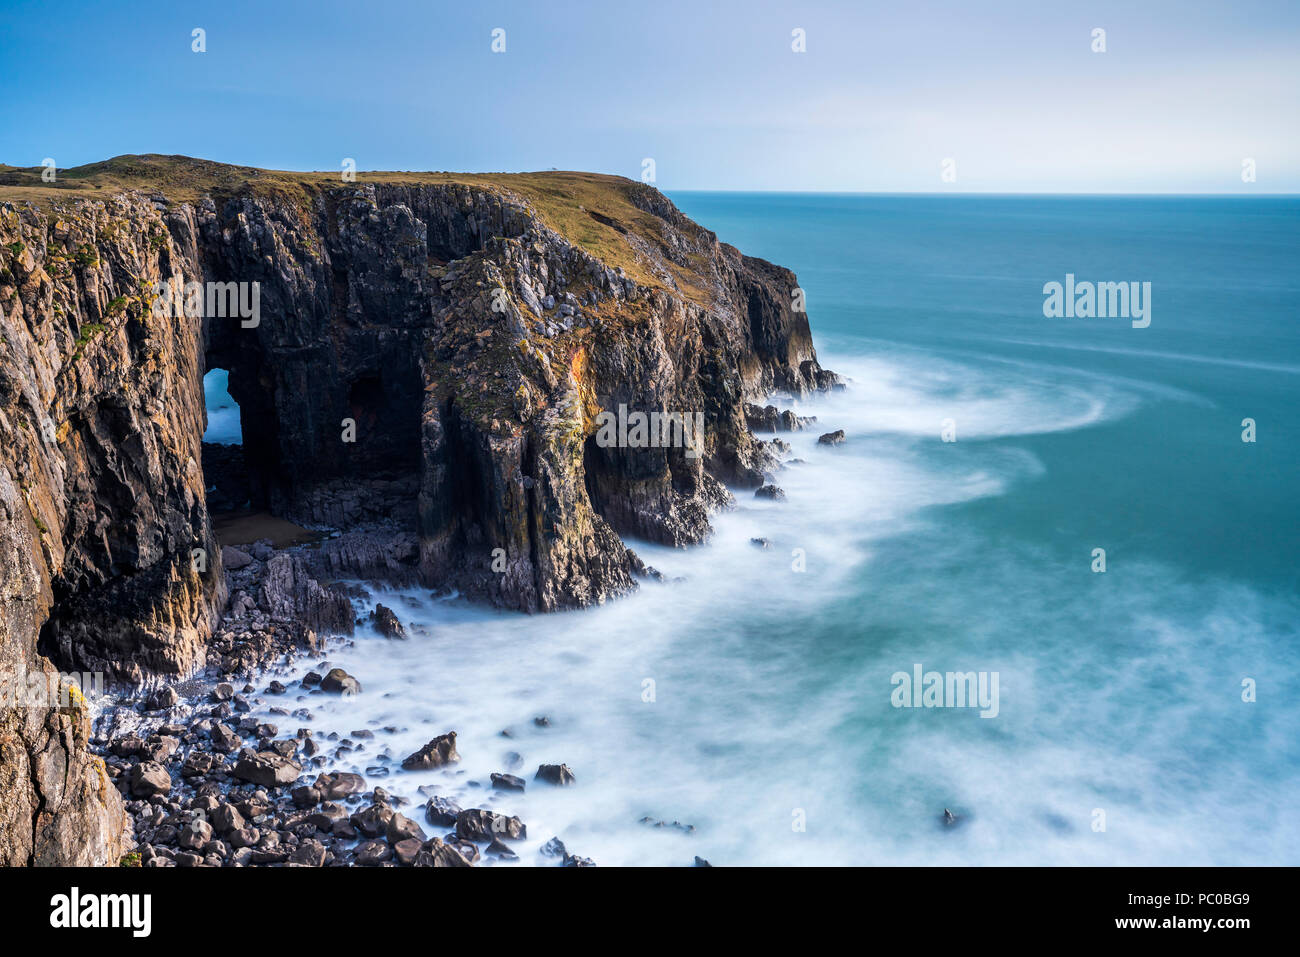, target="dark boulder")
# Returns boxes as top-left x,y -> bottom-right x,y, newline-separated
232,752 -> 301,788
535,763 -> 576,787
320,668 -> 361,695
400,731 -> 459,770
